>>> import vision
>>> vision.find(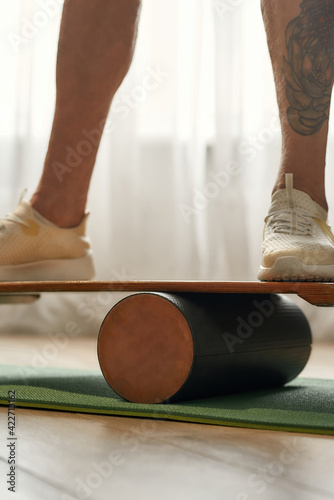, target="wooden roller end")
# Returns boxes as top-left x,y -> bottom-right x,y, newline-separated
98,293 -> 194,403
